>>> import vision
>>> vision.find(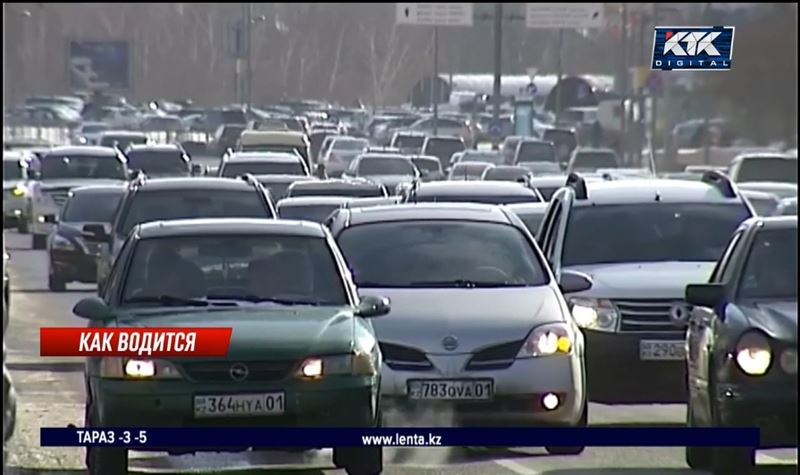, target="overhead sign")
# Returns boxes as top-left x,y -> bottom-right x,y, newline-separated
68,40 -> 131,90
396,3 -> 474,27
525,4 -> 605,29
